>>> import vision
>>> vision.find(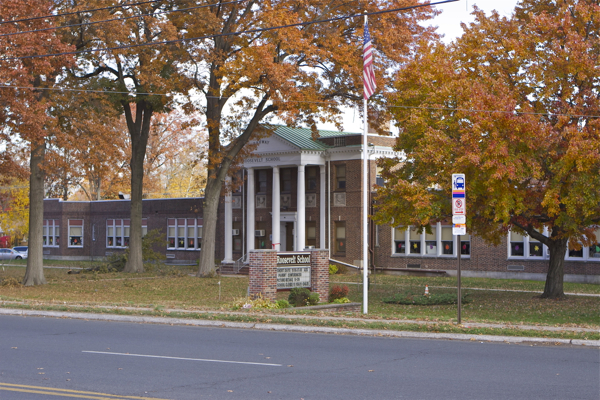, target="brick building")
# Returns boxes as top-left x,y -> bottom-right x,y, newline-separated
42,125 -> 599,282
